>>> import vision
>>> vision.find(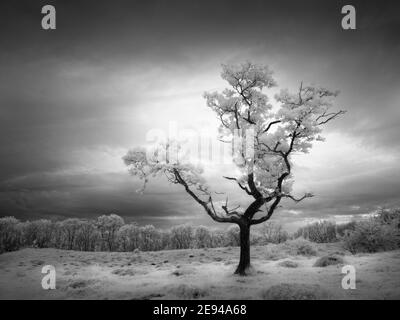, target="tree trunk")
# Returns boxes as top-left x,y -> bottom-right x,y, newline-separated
234,223 -> 251,275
